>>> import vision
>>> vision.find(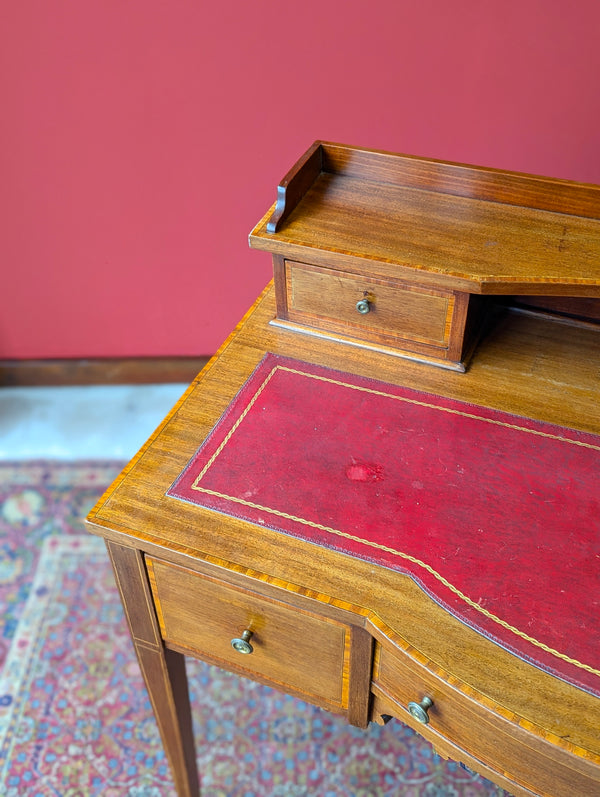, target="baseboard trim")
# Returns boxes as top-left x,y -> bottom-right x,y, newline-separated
0,357 -> 211,386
